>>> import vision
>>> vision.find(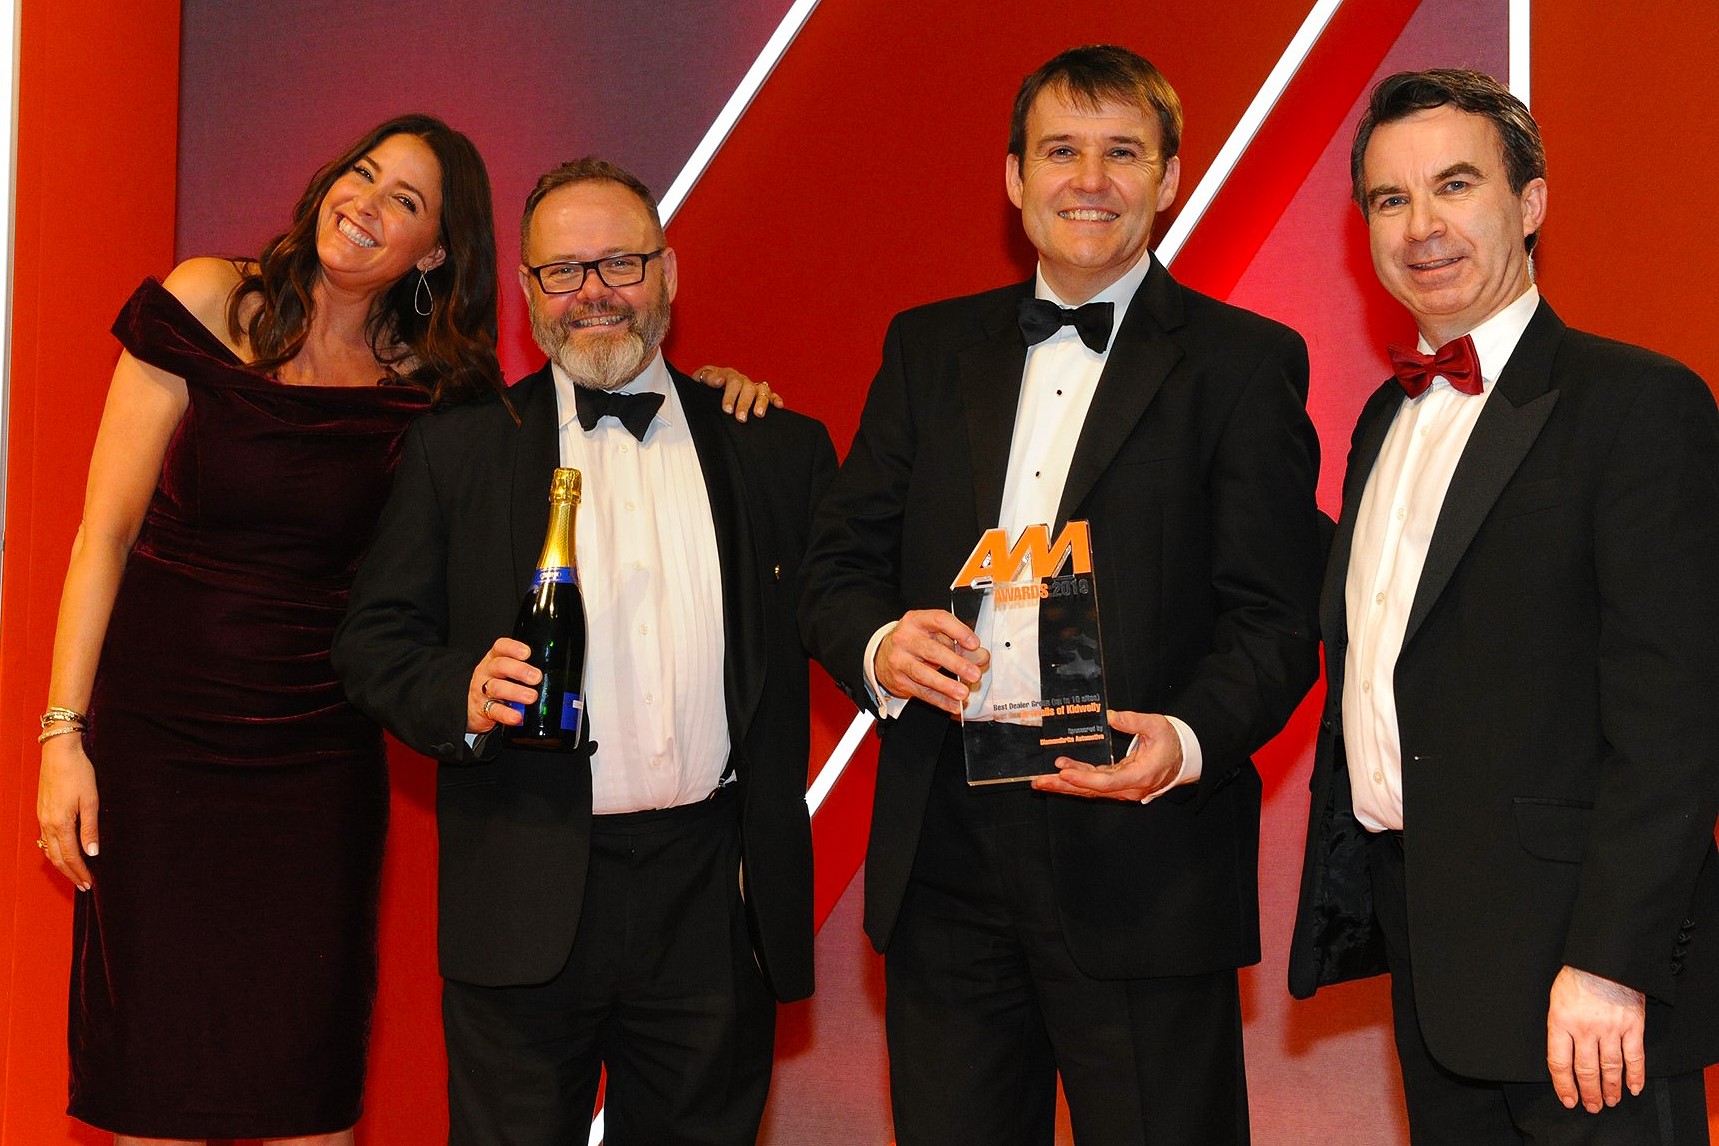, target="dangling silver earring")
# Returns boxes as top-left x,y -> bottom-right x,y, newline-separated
413,269 -> 434,317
